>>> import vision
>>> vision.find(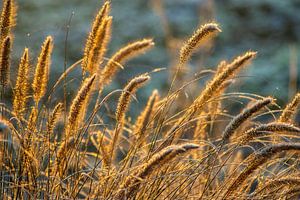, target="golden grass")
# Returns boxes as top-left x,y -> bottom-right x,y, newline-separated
82,1 -> 111,75
32,36 -> 53,104
13,48 -> 30,118
0,36 -> 11,88
0,0 -> 299,199
0,0 -> 16,42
